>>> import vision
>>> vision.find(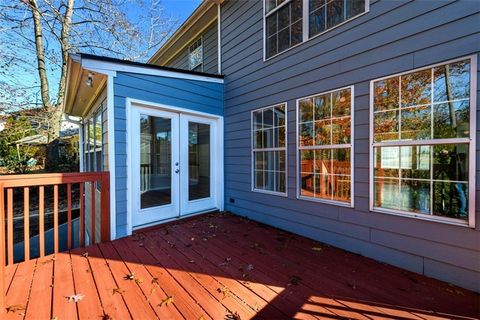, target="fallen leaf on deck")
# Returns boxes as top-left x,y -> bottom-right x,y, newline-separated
246,264 -> 254,271
226,311 -> 241,320
101,313 -> 114,320
289,275 -> 301,286
198,316 -> 205,320
112,287 -> 125,295
82,252 -> 89,258
159,295 -> 174,307
311,247 -> 322,252
151,277 -> 159,285
135,277 -> 144,285
217,286 -> 230,299
66,293 -> 85,303
42,258 -> 56,264
6,304 -> 25,313
124,272 -> 136,280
